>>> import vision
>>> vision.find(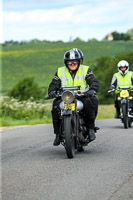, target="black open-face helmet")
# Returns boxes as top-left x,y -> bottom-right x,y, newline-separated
72,48 -> 83,59
71,48 -> 83,64
64,49 -> 81,67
